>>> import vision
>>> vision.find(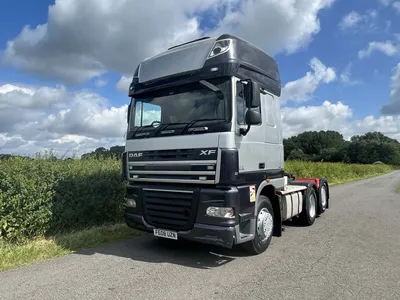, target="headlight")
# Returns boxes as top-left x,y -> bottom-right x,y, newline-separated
206,207 -> 235,218
125,198 -> 137,208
